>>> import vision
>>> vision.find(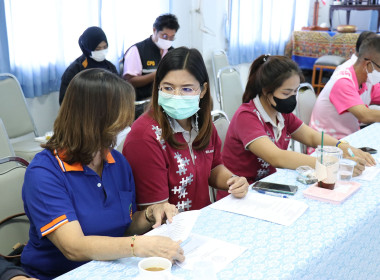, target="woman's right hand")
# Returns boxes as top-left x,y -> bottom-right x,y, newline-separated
135,236 -> 185,263
351,156 -> 366,177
